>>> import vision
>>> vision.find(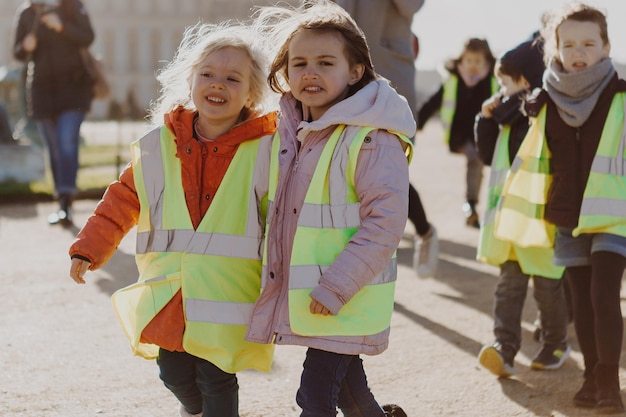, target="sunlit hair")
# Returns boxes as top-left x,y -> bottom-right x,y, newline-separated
147,21 -> 274,125
253,0 -> 377,97
445,38 -> 496,73
540,2 -> 609,66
